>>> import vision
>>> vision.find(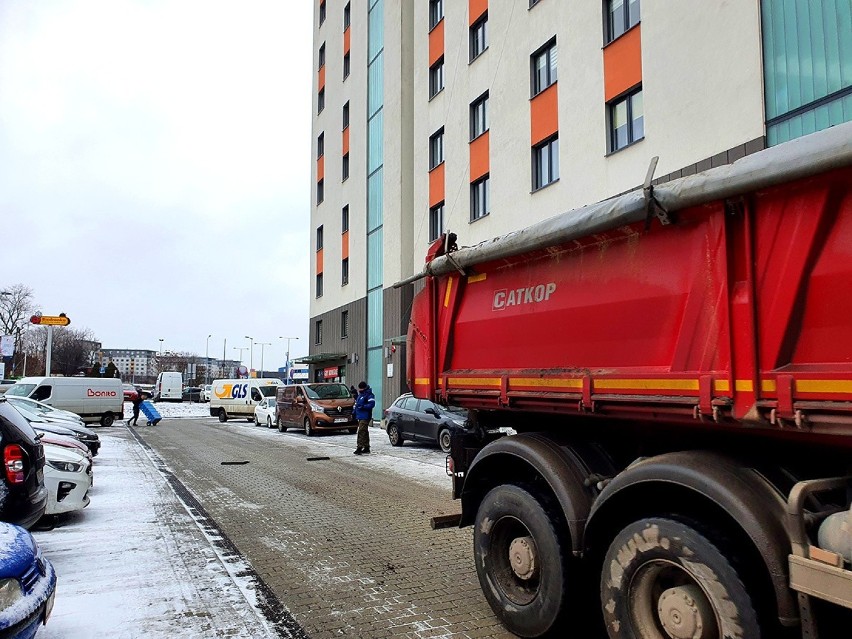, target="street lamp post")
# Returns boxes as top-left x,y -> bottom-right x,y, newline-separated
159,339 -> 164,356
205,334 -> 212,385
244,336 -> 254,372
256,342 -> 271,378
279,336 -> 299,385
